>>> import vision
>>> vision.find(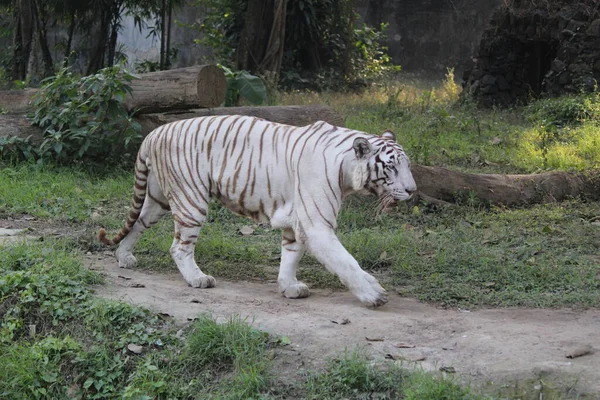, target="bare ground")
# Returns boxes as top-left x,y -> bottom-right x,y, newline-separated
88,255 -> 600,399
